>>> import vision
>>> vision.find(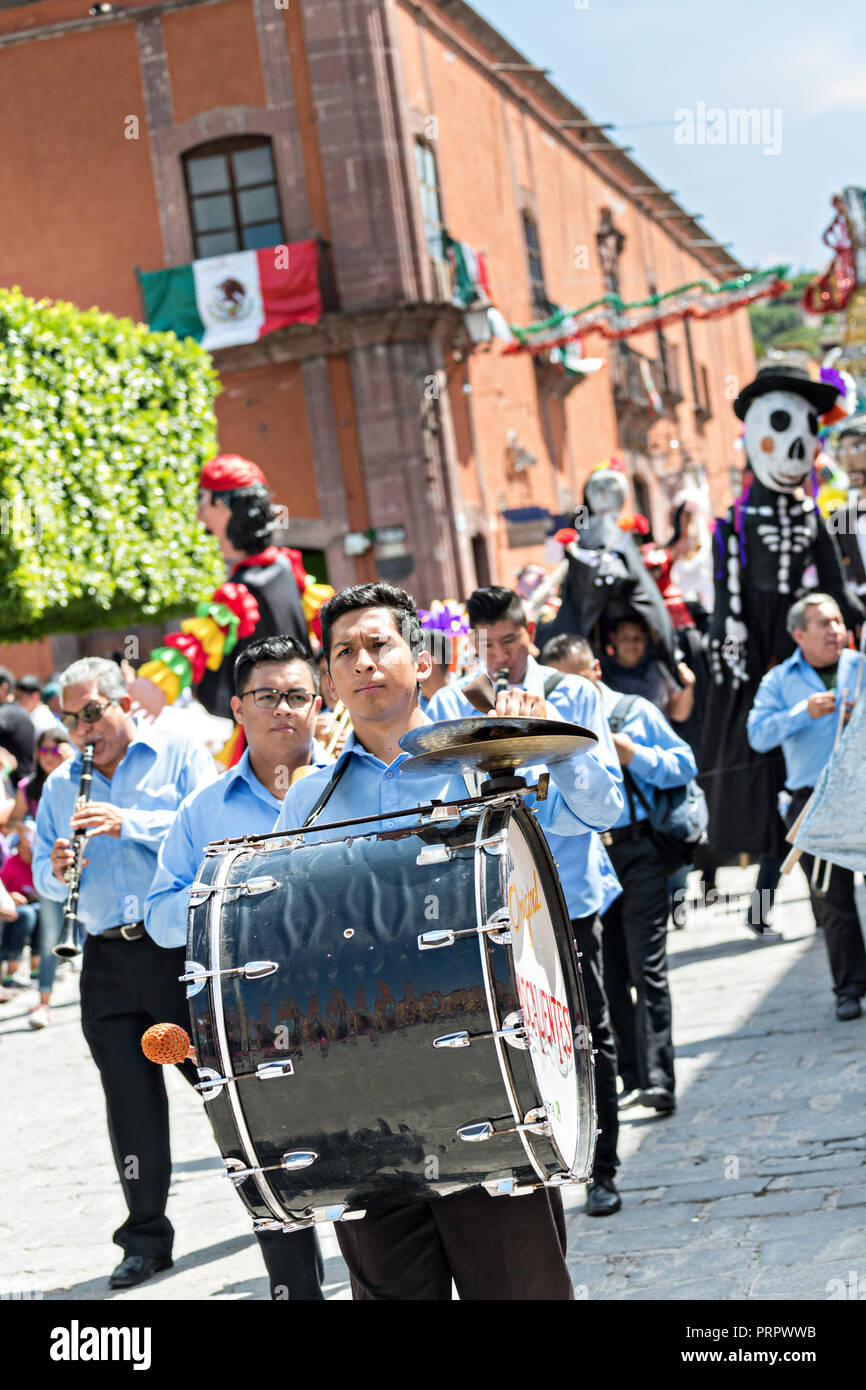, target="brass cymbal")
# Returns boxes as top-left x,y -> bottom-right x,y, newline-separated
398,717 -> 597,776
